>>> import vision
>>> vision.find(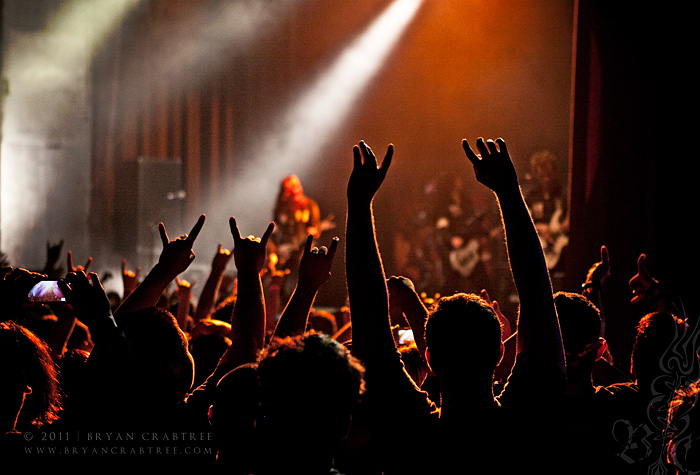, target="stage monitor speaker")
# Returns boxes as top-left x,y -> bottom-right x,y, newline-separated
114,157 -> 185,268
